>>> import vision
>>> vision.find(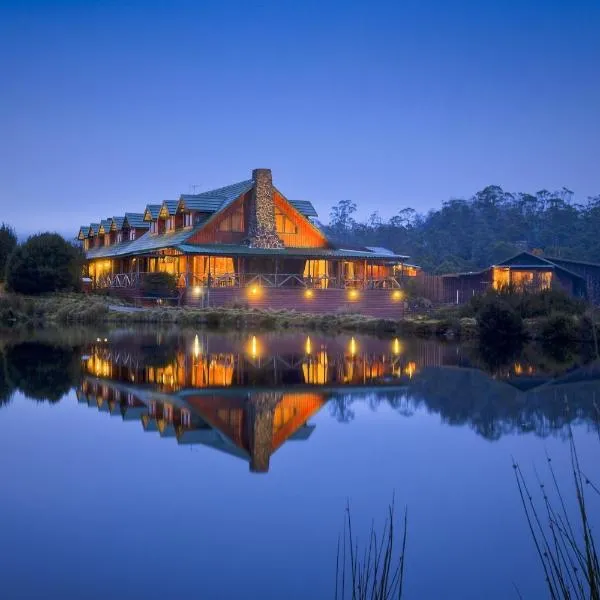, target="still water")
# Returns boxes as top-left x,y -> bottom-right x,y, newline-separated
0,328 -> 598,599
